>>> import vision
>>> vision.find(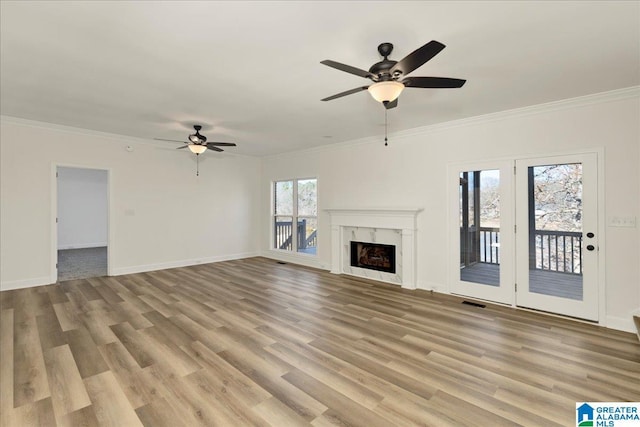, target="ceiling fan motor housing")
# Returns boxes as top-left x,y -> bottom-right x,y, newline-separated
190,125 -> 207,143
369,60 -> 398,80
369,43 -> 398,80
